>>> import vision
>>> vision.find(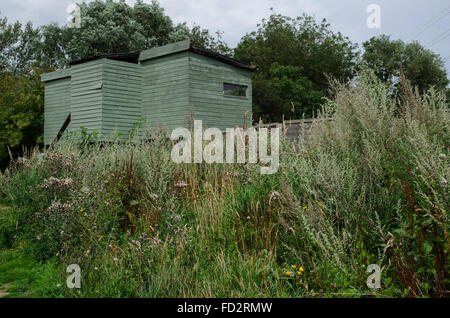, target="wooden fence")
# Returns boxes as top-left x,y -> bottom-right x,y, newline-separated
256,118 -> 333,140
